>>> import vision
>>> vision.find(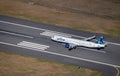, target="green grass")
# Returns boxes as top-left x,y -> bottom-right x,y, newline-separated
0,51 -> 102,76
110,0 -> 120,3
105,26 -> 120,38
